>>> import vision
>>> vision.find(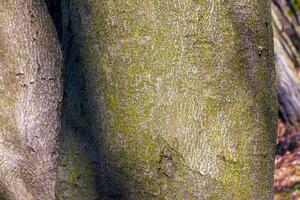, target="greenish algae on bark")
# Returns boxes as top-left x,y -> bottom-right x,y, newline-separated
57,1 -> 277,199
